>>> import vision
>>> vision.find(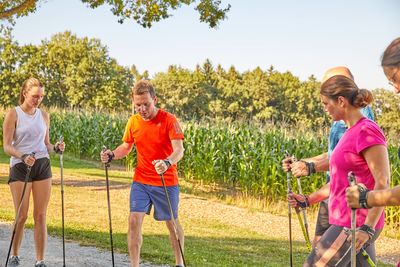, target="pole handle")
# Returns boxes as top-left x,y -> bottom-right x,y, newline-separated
348,171 -> 356,186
